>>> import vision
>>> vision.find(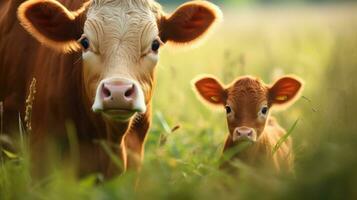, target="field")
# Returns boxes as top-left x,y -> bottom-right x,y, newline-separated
2,3 -> 357,200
